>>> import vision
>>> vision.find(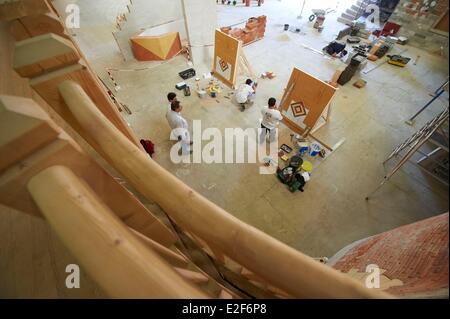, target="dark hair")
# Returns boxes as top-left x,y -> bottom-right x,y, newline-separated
167,92 -> 177,102
171,100 -> 181,111
245,79 -> 253,85
268,98 -> 276,107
